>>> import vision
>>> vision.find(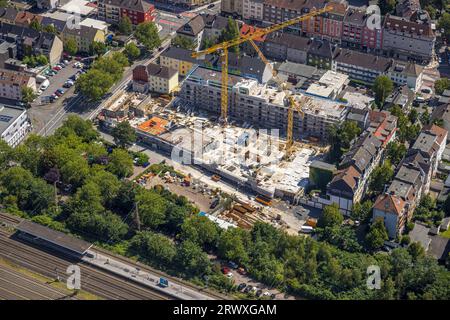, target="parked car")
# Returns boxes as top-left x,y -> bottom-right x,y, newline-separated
237,283 -> 247,291
243,286 -> 252,293
226,272 -> 233,278
237,267 -> 246,275
263,291 -> 270,297
221,267 -> 230,275
208,3 -> 215,8
56,88 -> 65,94
270,293 -> 276,299
228,261 -> 238,269
256,289 -> 263,297
53,66 -> 62,71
